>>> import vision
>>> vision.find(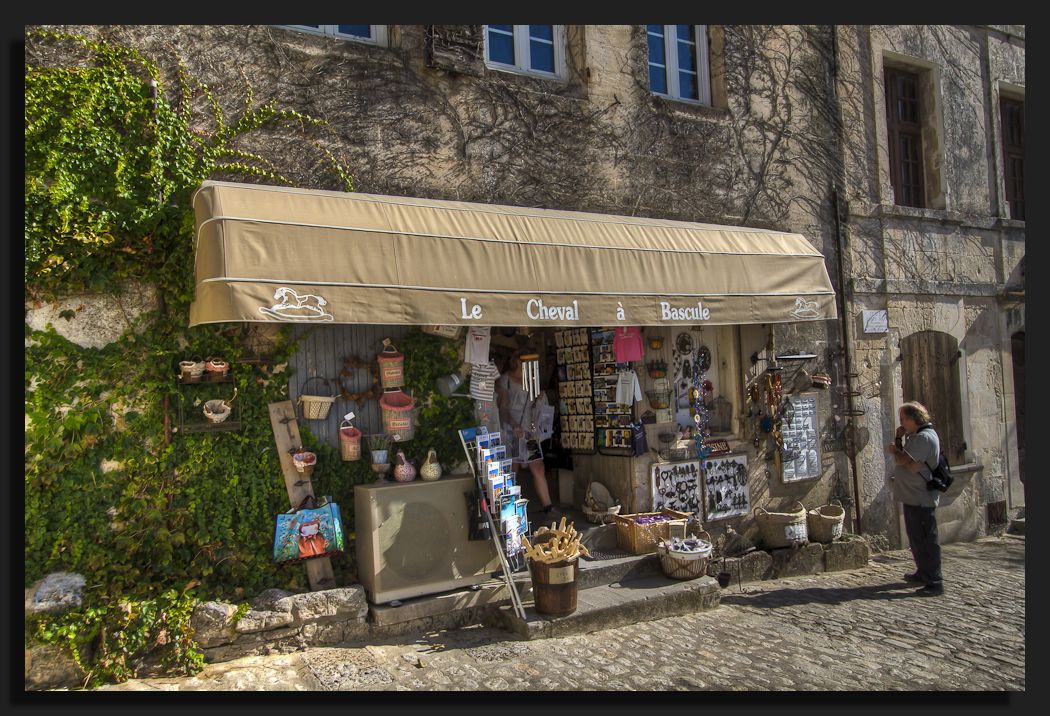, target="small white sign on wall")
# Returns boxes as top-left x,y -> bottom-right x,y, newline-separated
862,310 -> 889,334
